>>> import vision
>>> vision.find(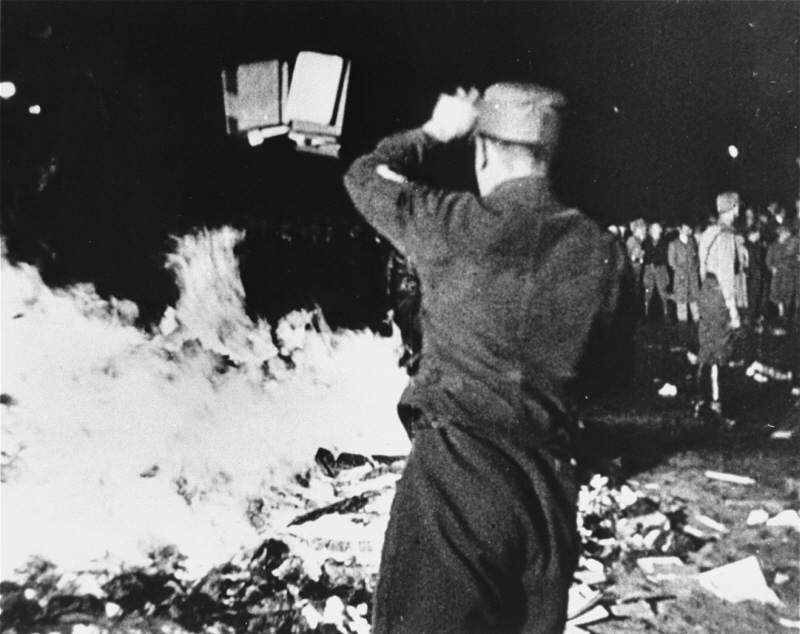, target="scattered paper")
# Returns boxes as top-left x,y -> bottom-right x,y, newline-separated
771,430 -> 794,440
582,557 -> 605,573
301,603 -> 323,629
766,509 -> 800,531
746,361 -> 793,381
617,512 -> 669,538
569,604 -> 609,626
637,556 -> 685,576
746,509 -> 769,526
321,595 -> 346,628
642,529 -> 662,548
618,485 -> 639,510
567,583 -> 602,620
104,602 -> 121,618
775,572 -> 791,585
658,383 -> 677,397
575,569 -> 607,585
611,601 -> 655,619
683,525 -> 707,539
698,556 -> 783,605
705,471 -> 756,485
695,515 -> 728,533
